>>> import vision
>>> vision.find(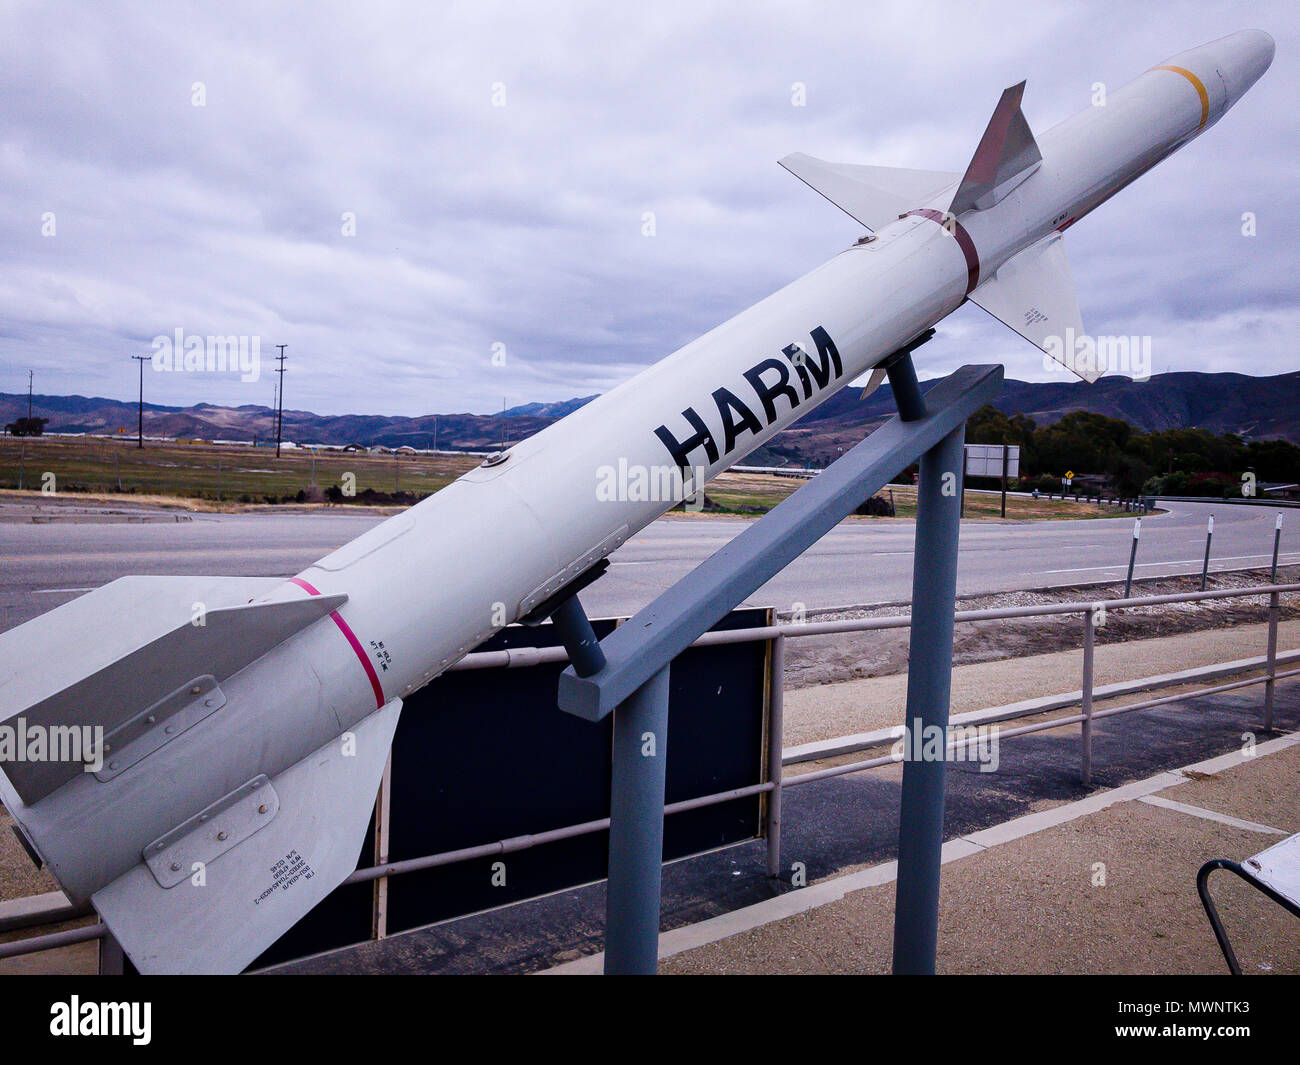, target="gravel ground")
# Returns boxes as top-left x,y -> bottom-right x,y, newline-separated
780,564 -> 1300,689
662,745 -> 1300,975
0,808 -> 60,902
